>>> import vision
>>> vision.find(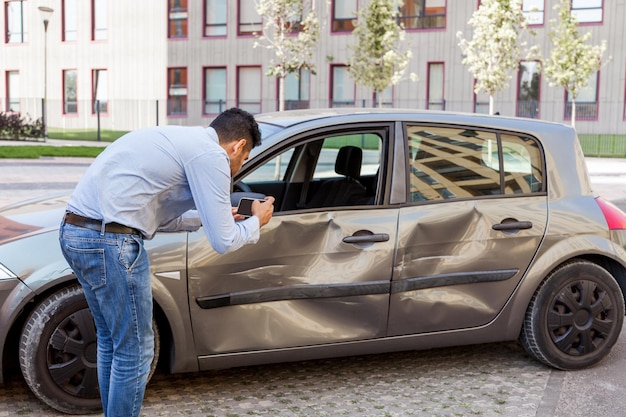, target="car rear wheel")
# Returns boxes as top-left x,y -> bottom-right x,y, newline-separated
520,260 -> 625,370
19,284 -> 160,414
